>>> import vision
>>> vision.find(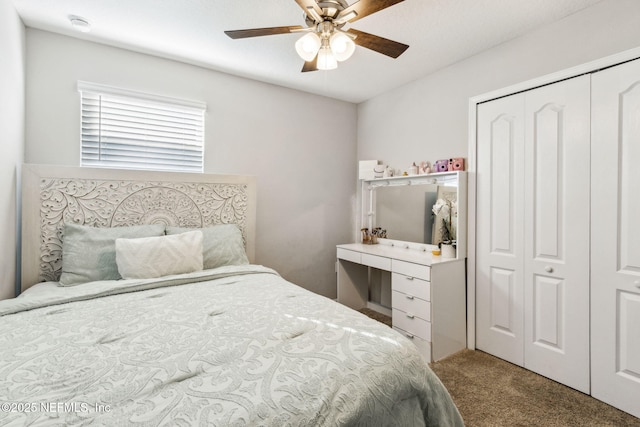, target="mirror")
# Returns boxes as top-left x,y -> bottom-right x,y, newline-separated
373,182 -> 458,245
